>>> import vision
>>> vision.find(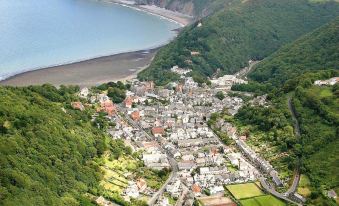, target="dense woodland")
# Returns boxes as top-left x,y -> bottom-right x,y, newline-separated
250,18 -> 339,87
0,85 -> 108,205
138,0 -> 339,85
233,18 -> 339,205
292,73 -> 338,205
